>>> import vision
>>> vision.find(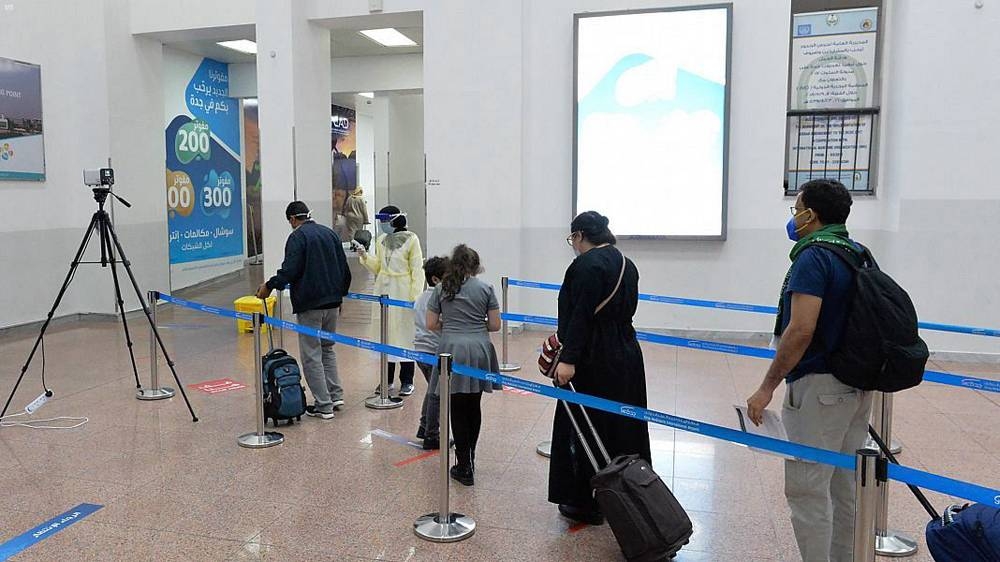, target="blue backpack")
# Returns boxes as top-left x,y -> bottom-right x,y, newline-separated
927,504 -> 1000,562
262,348 -> 306,426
